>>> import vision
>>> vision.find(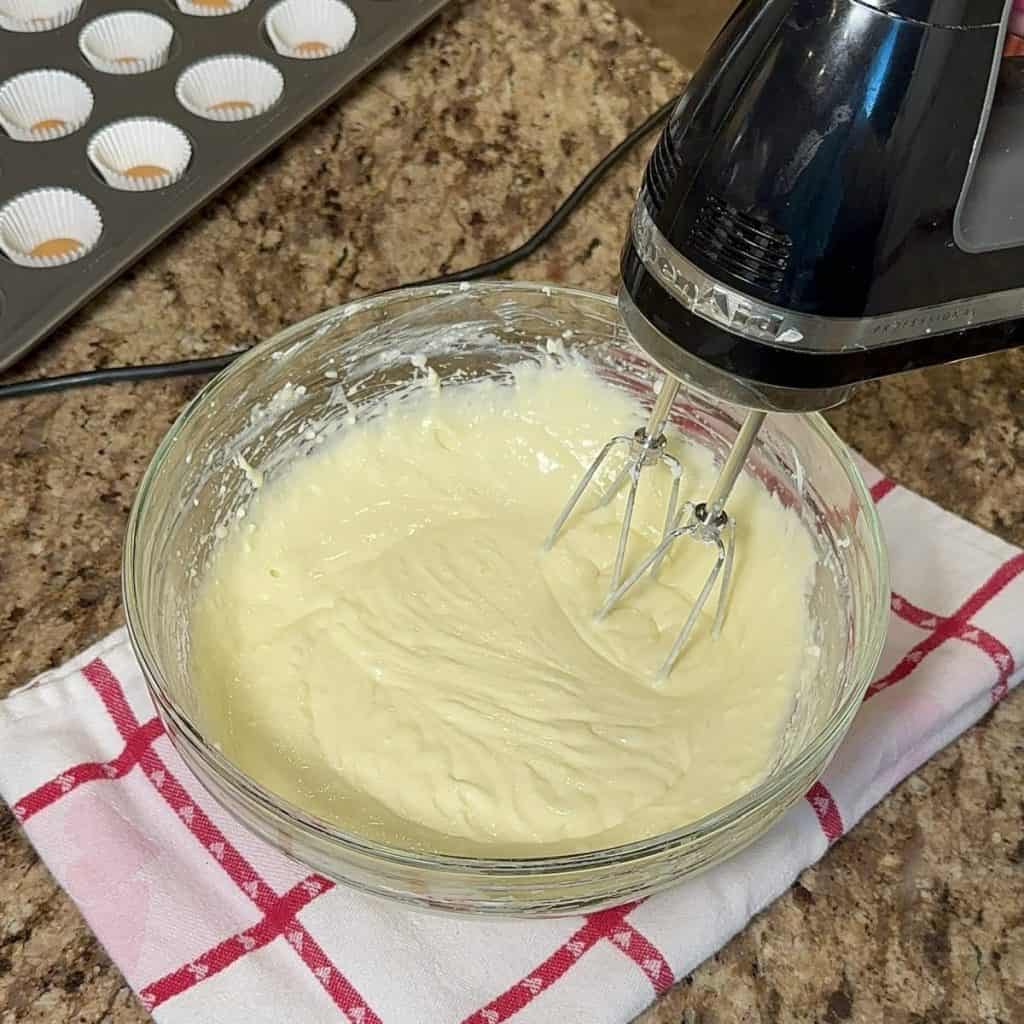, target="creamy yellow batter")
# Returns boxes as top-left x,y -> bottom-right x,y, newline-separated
191,360 -> 818,856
